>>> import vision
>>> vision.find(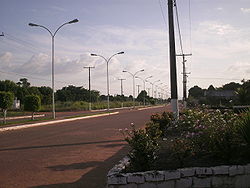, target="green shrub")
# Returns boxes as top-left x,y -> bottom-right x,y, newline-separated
169,138 -> 192,167
177,109 -> 241,161
0,91 -> 14,124
121,123 -> 160,172
150,111 -> 174,136
24,95 -> 41,120
238,111 -> 250,146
